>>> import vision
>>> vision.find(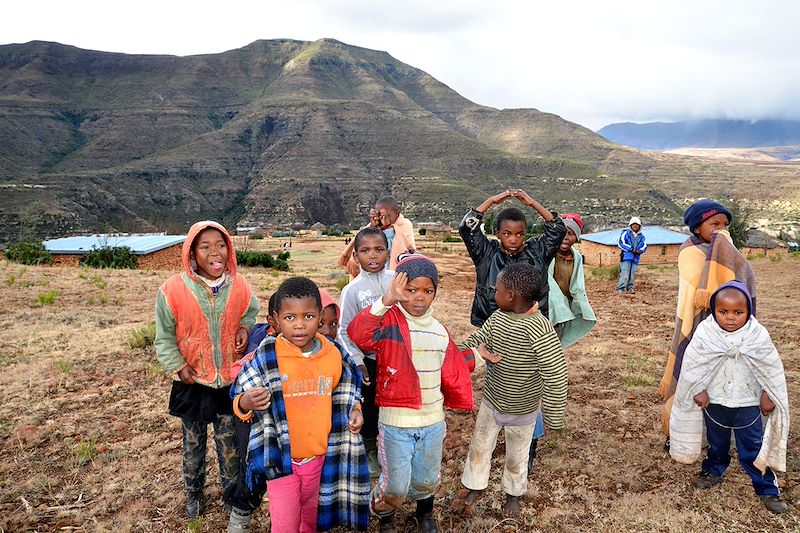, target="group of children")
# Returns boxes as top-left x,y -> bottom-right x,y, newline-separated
154,194 -> 789,533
